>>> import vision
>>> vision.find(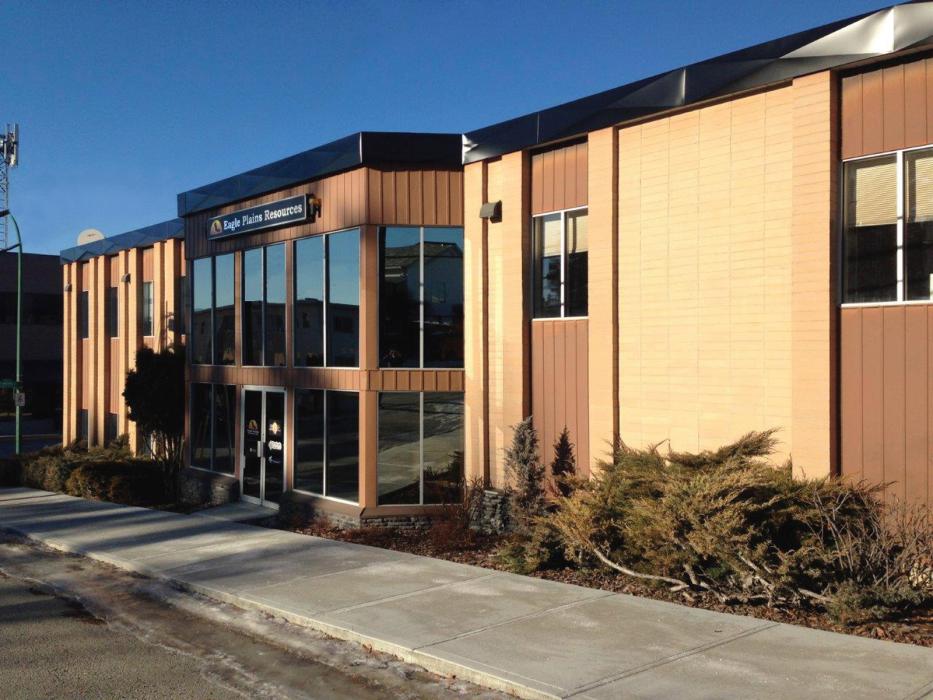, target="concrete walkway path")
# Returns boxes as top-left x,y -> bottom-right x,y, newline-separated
0,488 -> 930,700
